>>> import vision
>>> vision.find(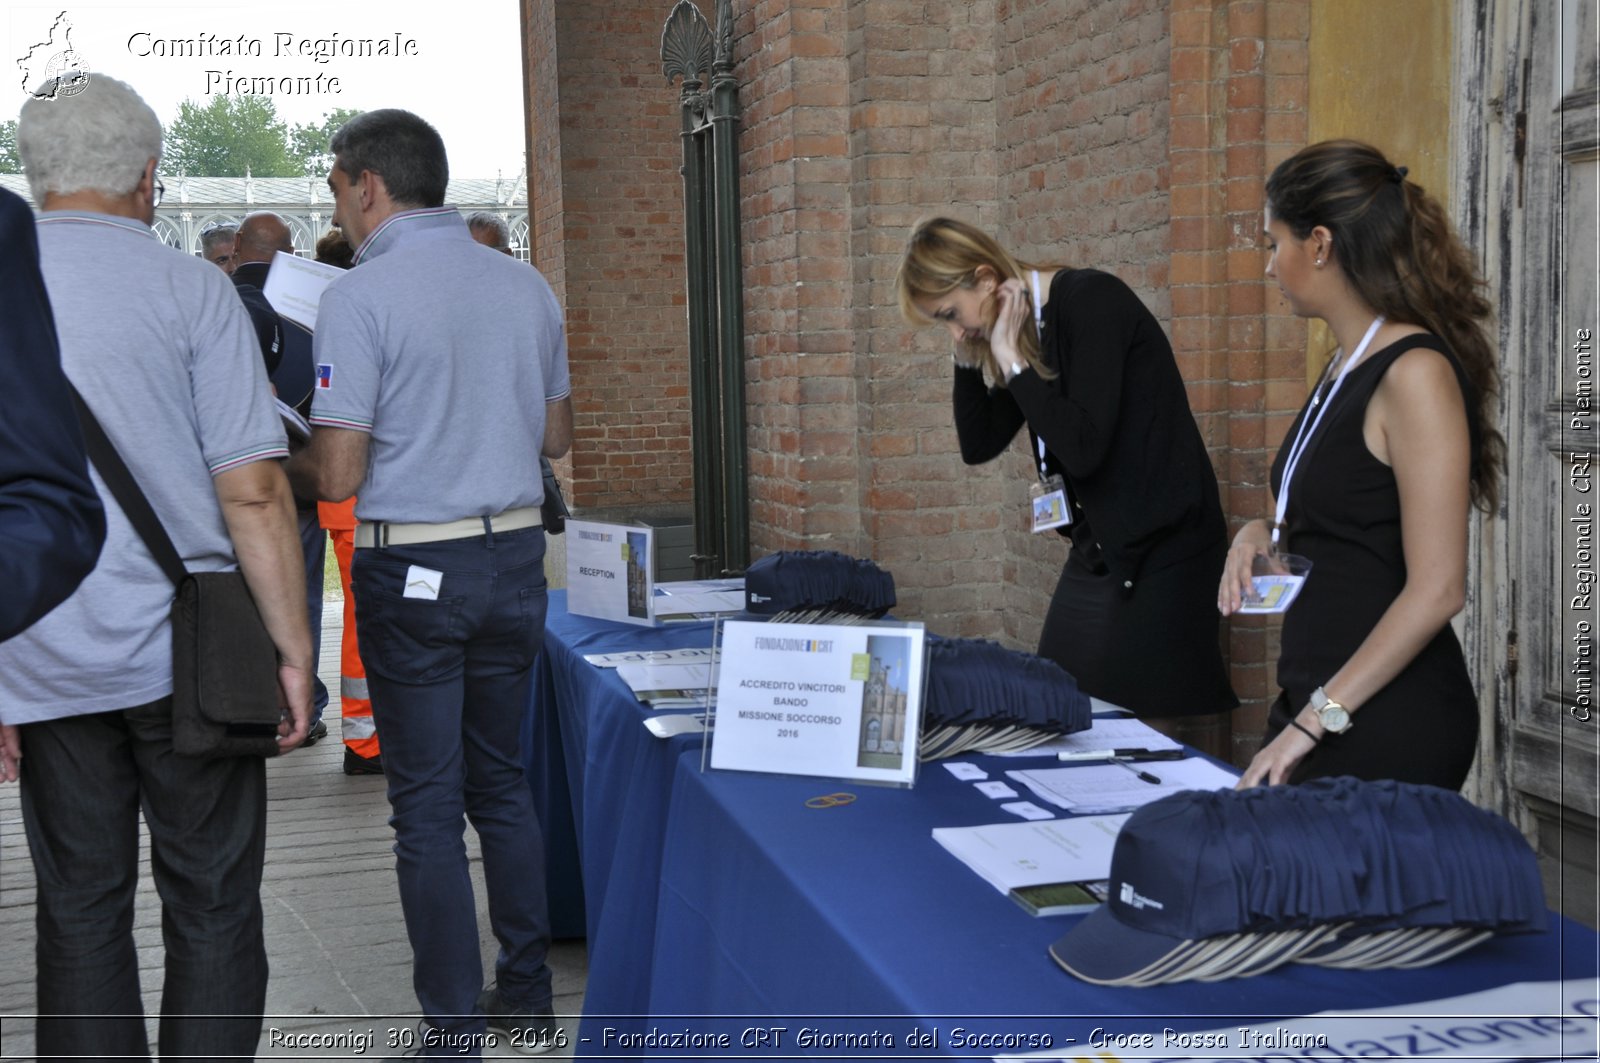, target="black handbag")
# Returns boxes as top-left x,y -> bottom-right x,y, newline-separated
540,455 -> 571,535
69,388 -> 282,758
